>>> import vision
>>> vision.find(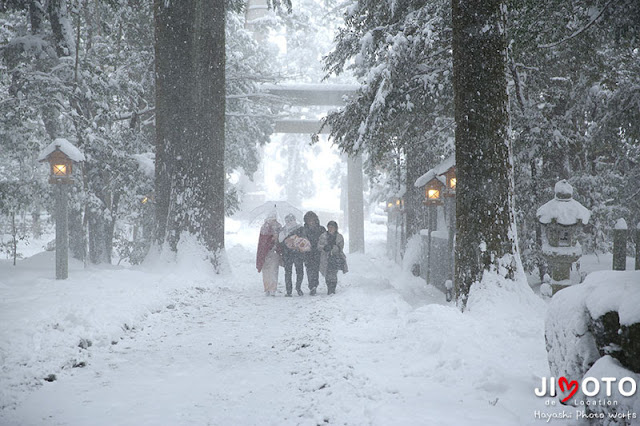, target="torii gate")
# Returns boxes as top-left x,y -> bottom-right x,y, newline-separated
245,2 -> 365,253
